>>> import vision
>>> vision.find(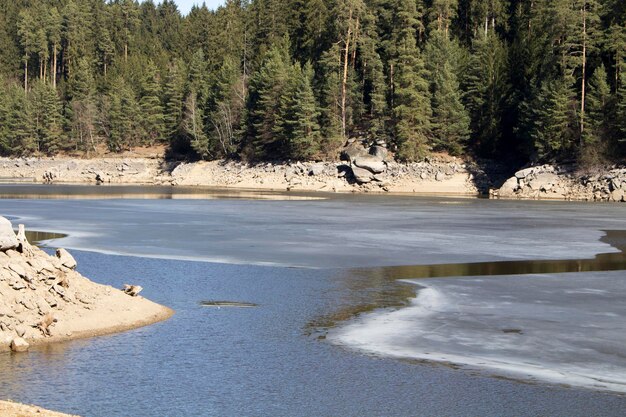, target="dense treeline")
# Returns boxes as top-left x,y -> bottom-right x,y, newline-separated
0,0 -> 625,164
